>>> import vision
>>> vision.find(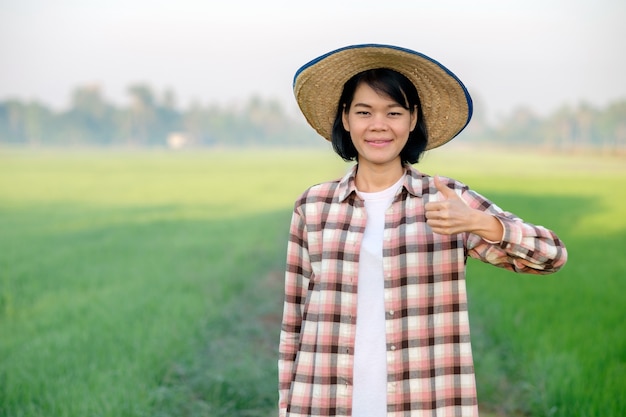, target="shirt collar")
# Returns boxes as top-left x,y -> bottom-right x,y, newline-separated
337,164 -> 426,202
